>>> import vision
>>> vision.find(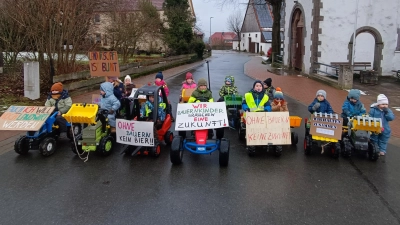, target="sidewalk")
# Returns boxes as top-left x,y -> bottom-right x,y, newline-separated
244,57 -> 400,138
0,60 -> 205,155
